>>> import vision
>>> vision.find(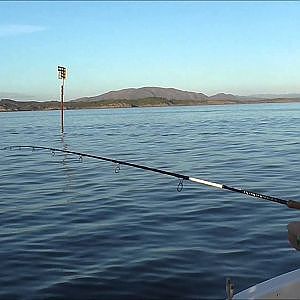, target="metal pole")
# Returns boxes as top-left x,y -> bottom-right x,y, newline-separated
58,66 -> 66,133
61,79 -> 64,133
